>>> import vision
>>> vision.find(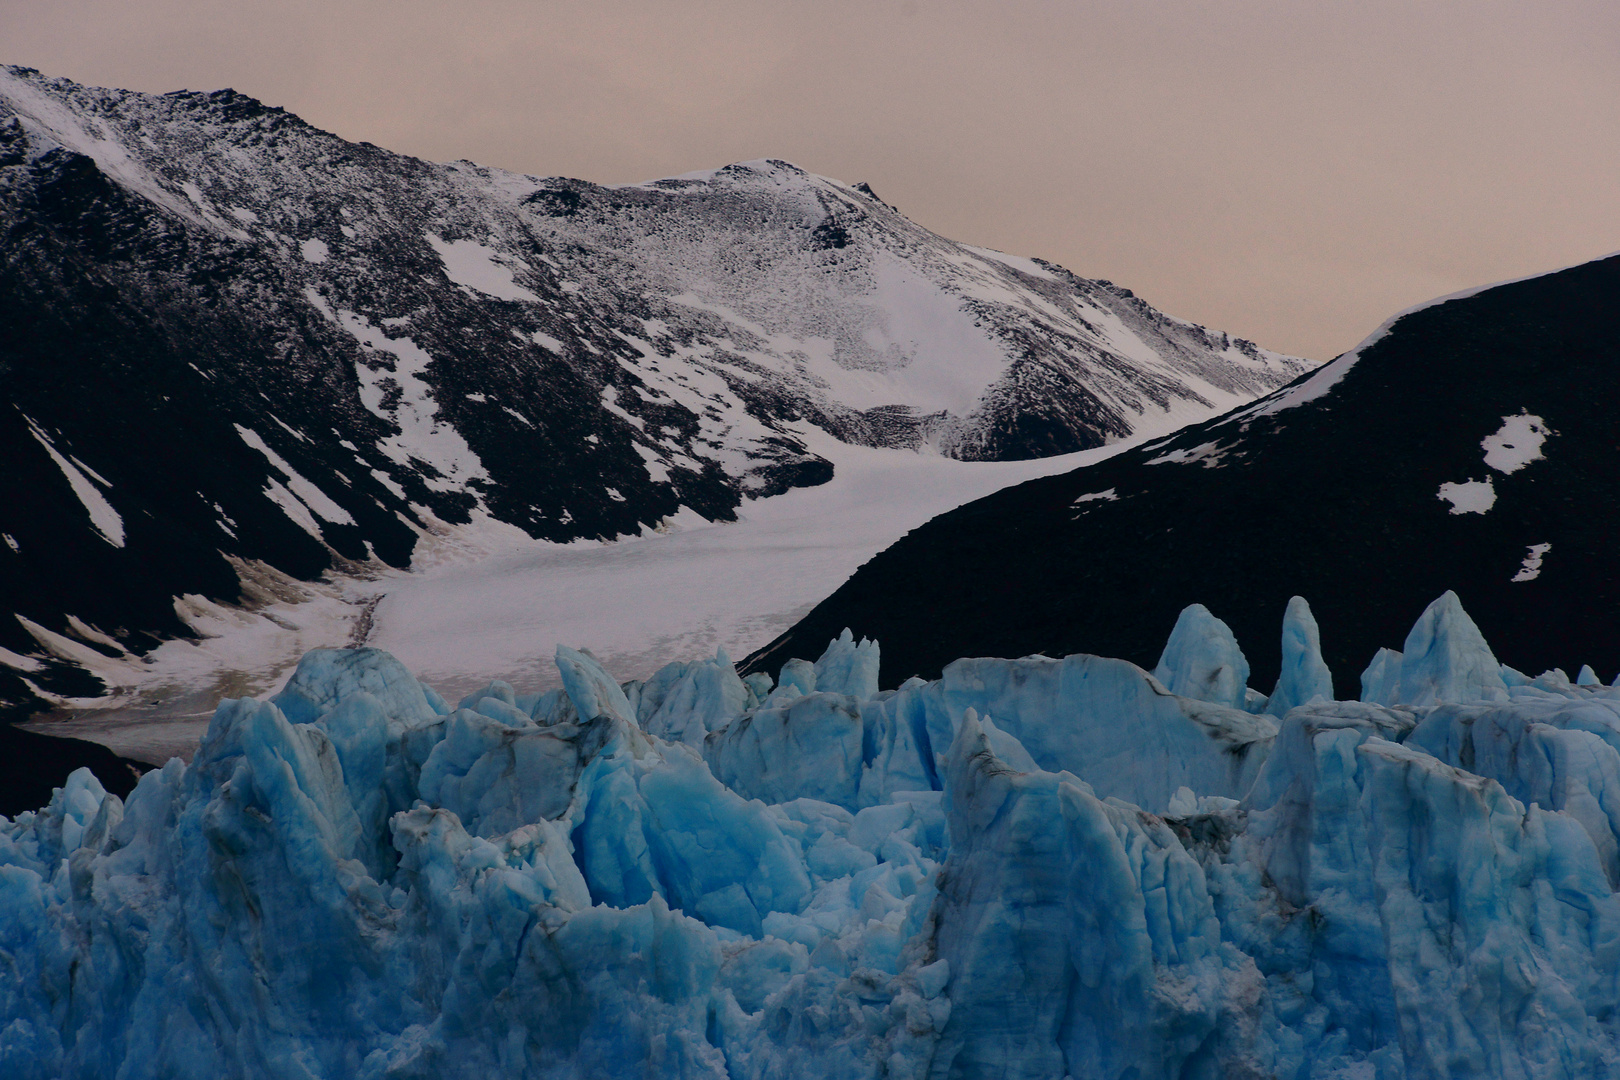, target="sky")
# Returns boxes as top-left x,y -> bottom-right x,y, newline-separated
4,0 -> 1619,361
